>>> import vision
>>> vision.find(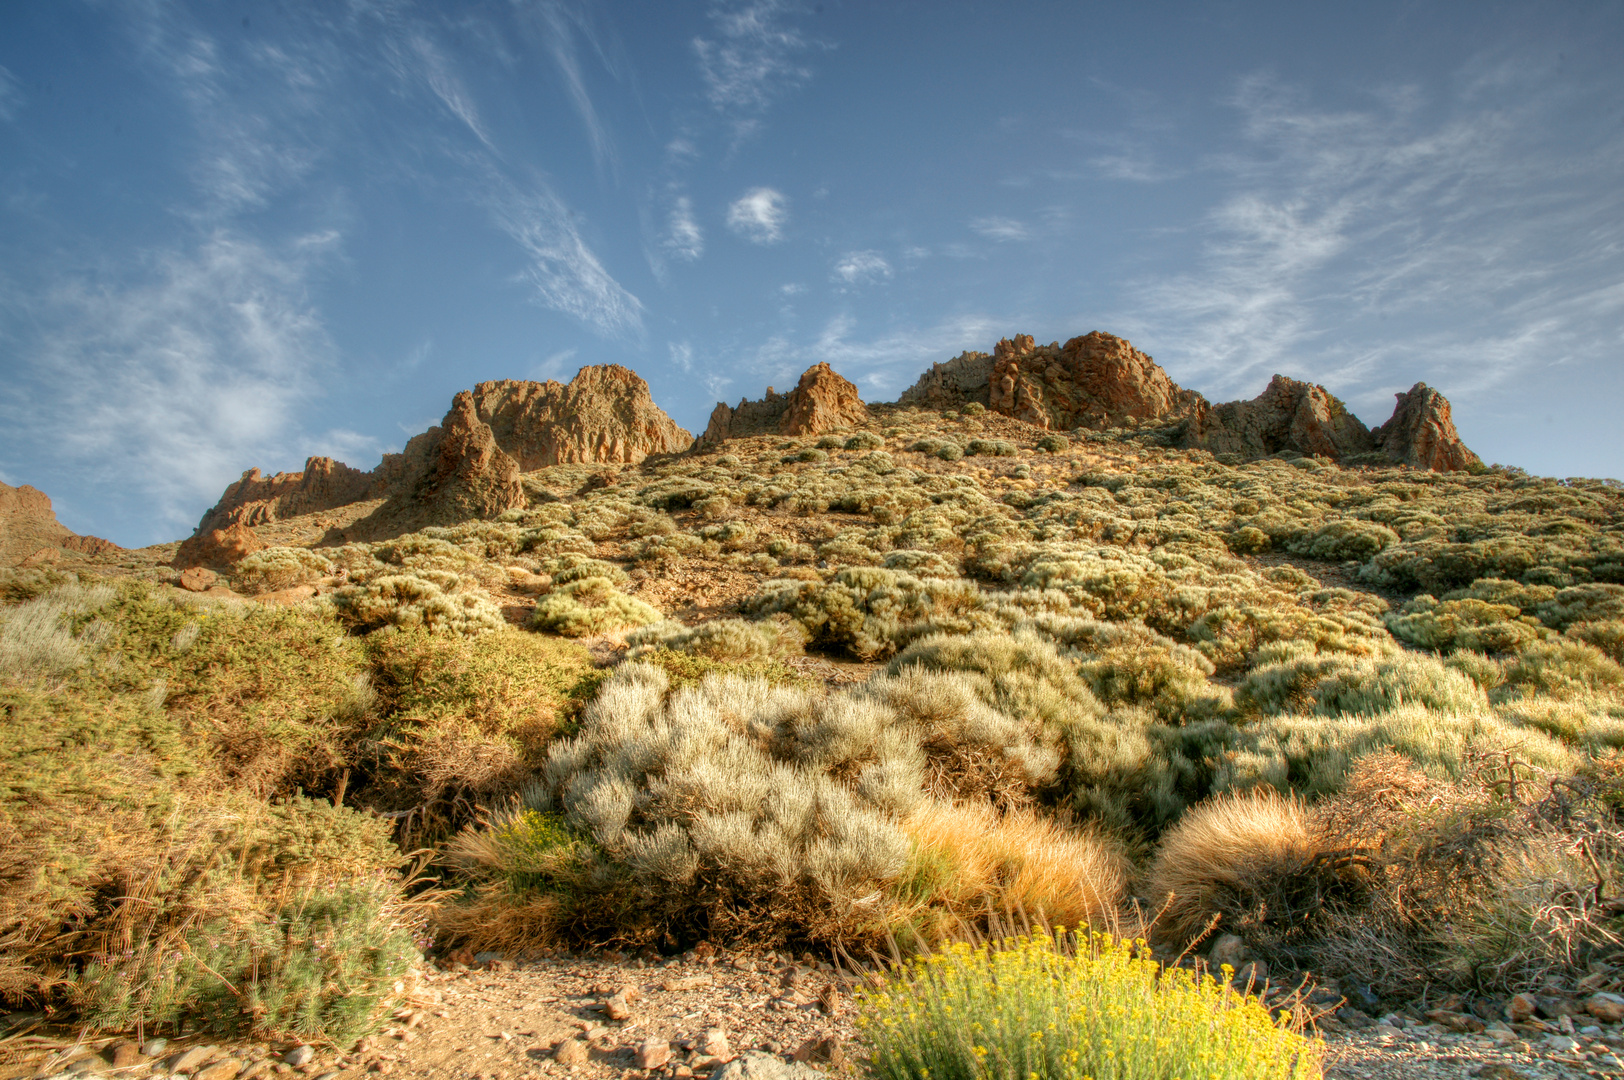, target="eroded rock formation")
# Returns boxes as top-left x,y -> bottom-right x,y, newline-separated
1372,383 -> 1482,472
987,332 -> 1203,431
188,365 -> 692,545
172,522 -> 265,571
895,350 -> 994,411
1,481 -> 122,566
701,363 -> 867,444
